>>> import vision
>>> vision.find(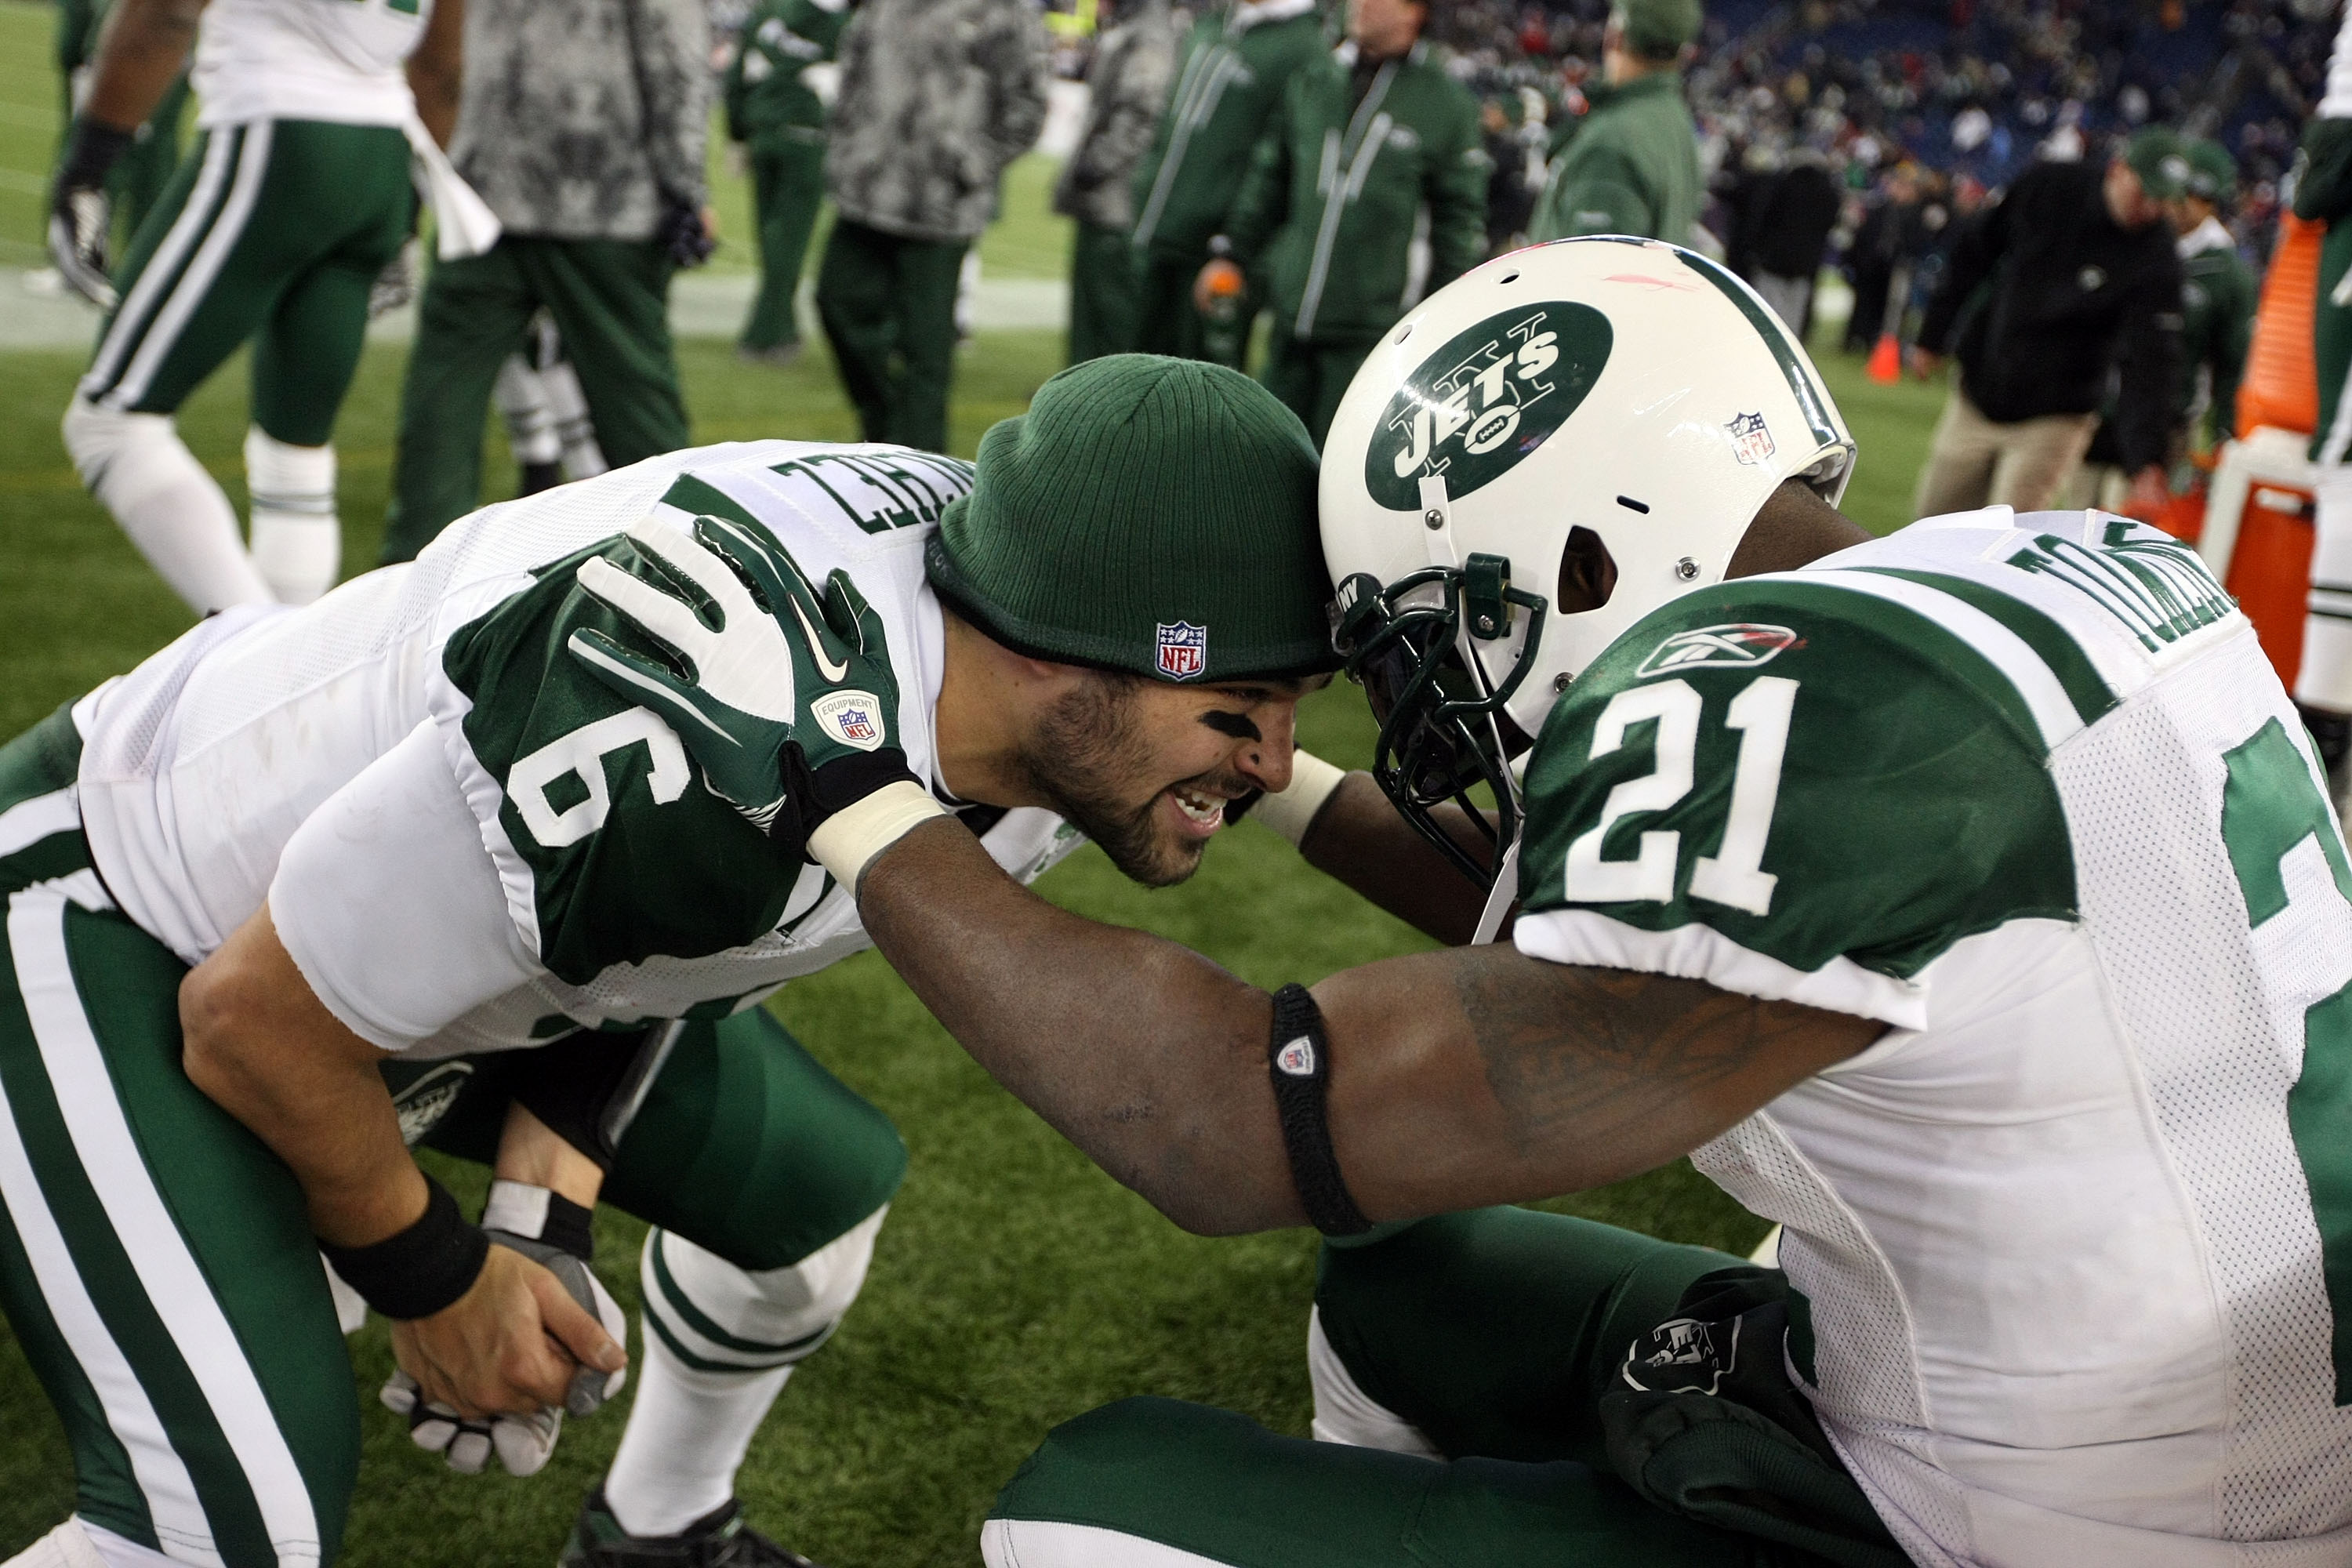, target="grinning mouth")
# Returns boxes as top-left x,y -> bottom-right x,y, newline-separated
1170,784 -> 1227,828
